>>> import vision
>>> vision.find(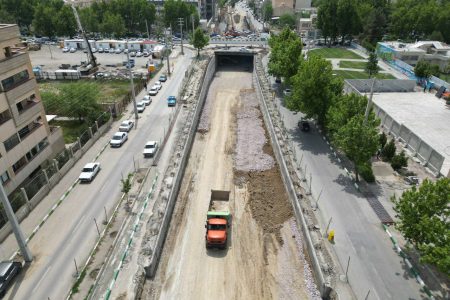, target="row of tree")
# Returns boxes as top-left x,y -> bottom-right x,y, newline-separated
316,0 -> 450,49
0,0 -> 200,38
